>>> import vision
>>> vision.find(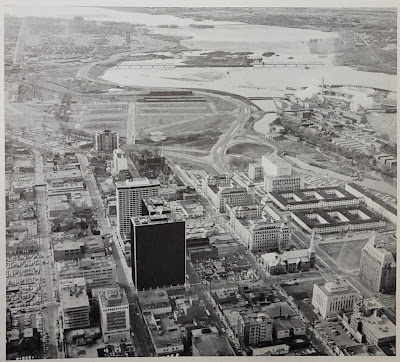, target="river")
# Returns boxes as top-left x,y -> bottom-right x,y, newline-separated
8,6 -> 397,194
